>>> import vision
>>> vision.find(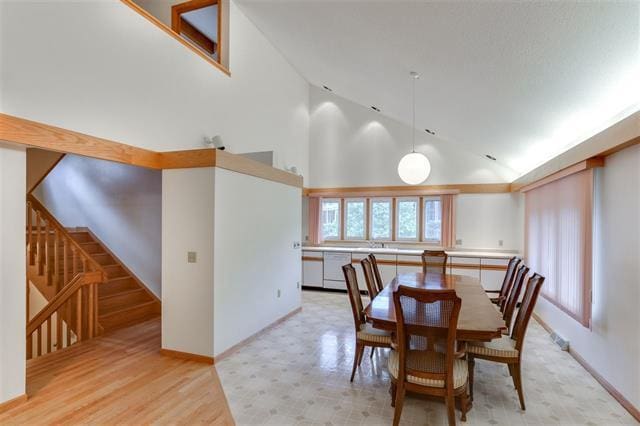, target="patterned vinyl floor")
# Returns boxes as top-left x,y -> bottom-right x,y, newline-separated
216,290 -> 636,425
